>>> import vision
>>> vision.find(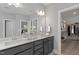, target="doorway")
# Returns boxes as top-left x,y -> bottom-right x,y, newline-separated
59,4 -> 79,55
